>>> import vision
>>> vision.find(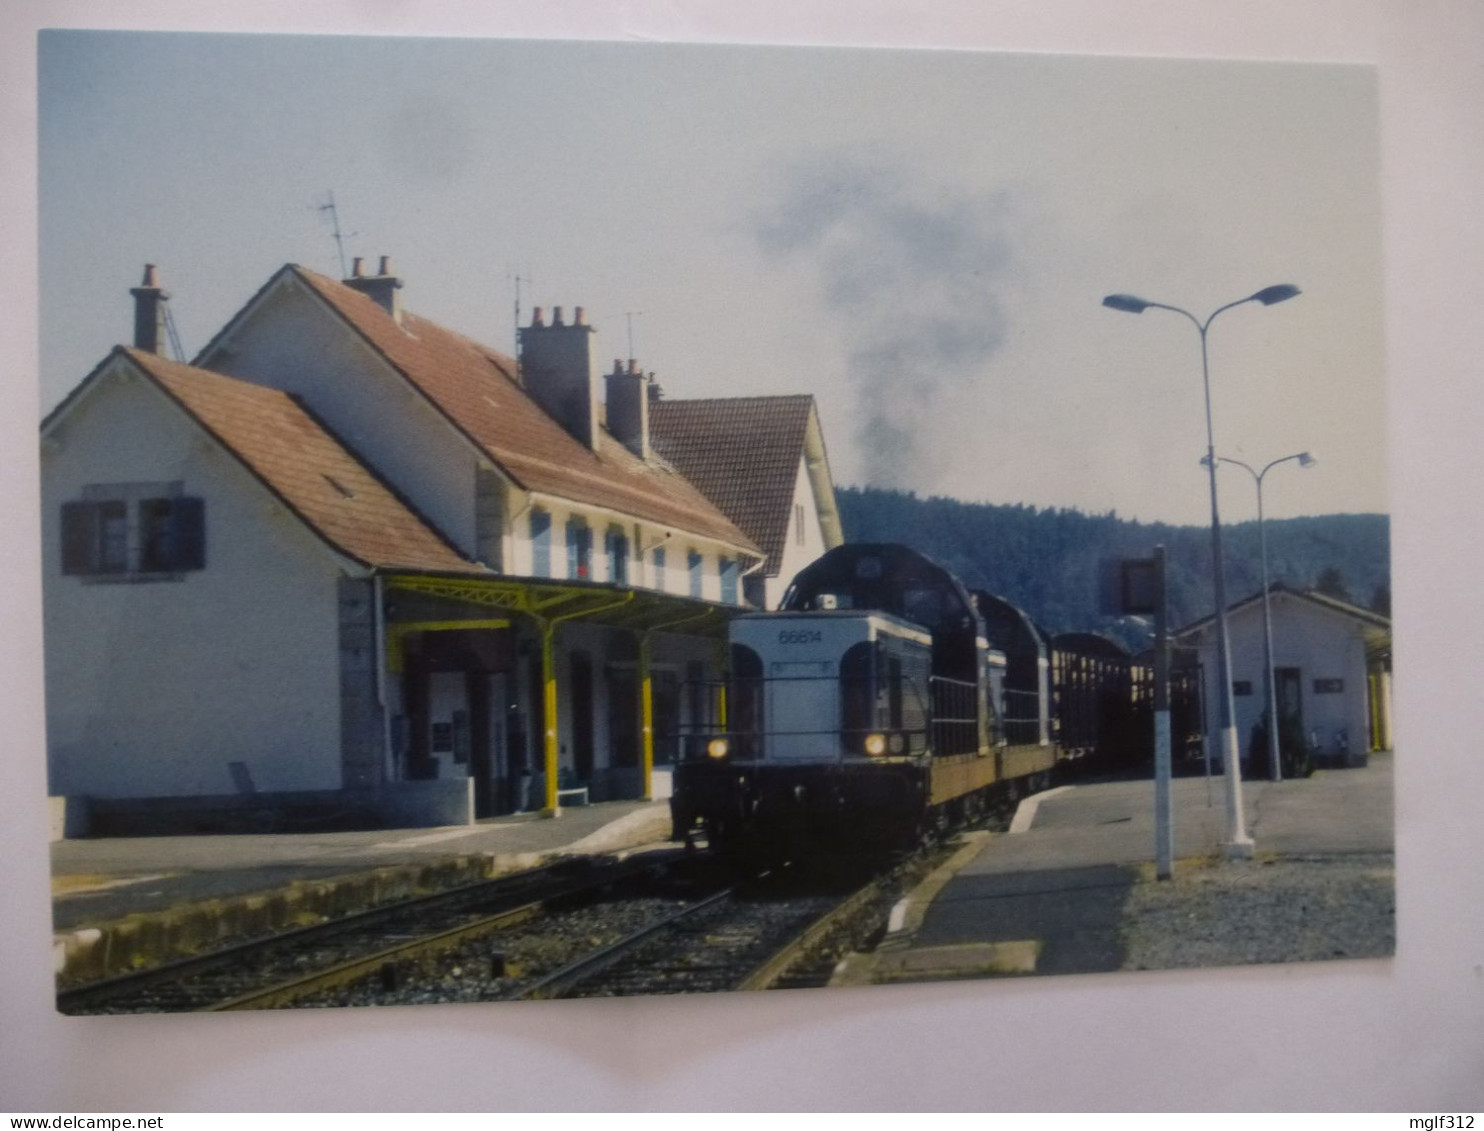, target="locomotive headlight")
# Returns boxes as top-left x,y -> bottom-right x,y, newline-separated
706,738 -> 730,760
864,732 -> 887,756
